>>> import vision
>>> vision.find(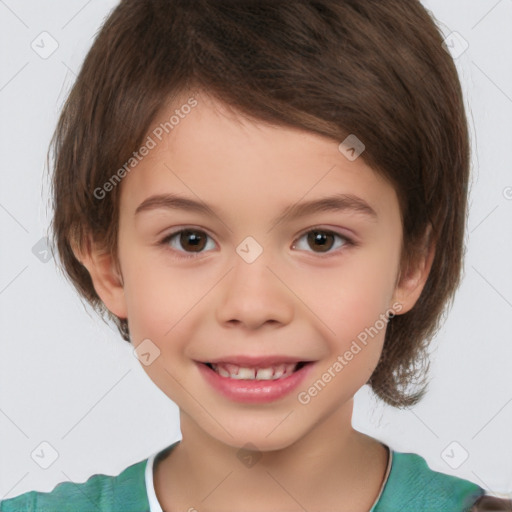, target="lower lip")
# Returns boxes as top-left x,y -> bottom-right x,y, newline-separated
197,362 -> 315,404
